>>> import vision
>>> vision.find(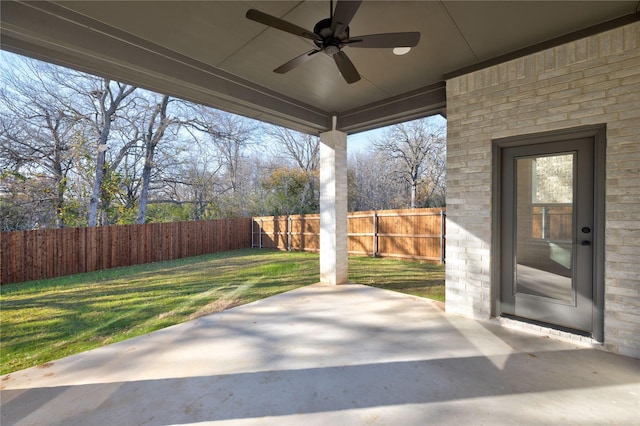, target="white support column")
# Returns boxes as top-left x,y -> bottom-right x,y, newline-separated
319,129 -> 348,285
